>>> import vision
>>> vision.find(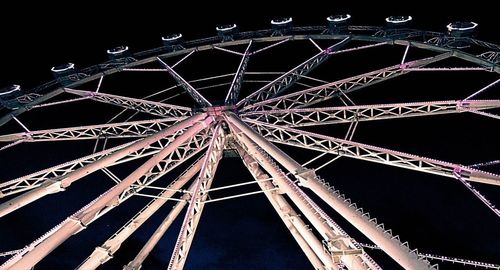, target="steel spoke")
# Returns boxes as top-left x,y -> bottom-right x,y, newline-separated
0,118 -> 184,143
236,143 -> 343,270
237,37 -> 351,108
242,100 -> 500,127
225,40 -> 253,105
167,124 -> 225,270
243,118 -> 500,186
77,158 -> 203,270
0,114 -> 207,218
225,112 -> 435,270
64,88 -> 192,118
157,57 -> 212,107
1,116 -> 214,269
243,53 -> 452,111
